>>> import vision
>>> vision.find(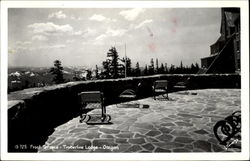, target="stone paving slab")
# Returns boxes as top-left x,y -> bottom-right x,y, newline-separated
38,89 -> 241,153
